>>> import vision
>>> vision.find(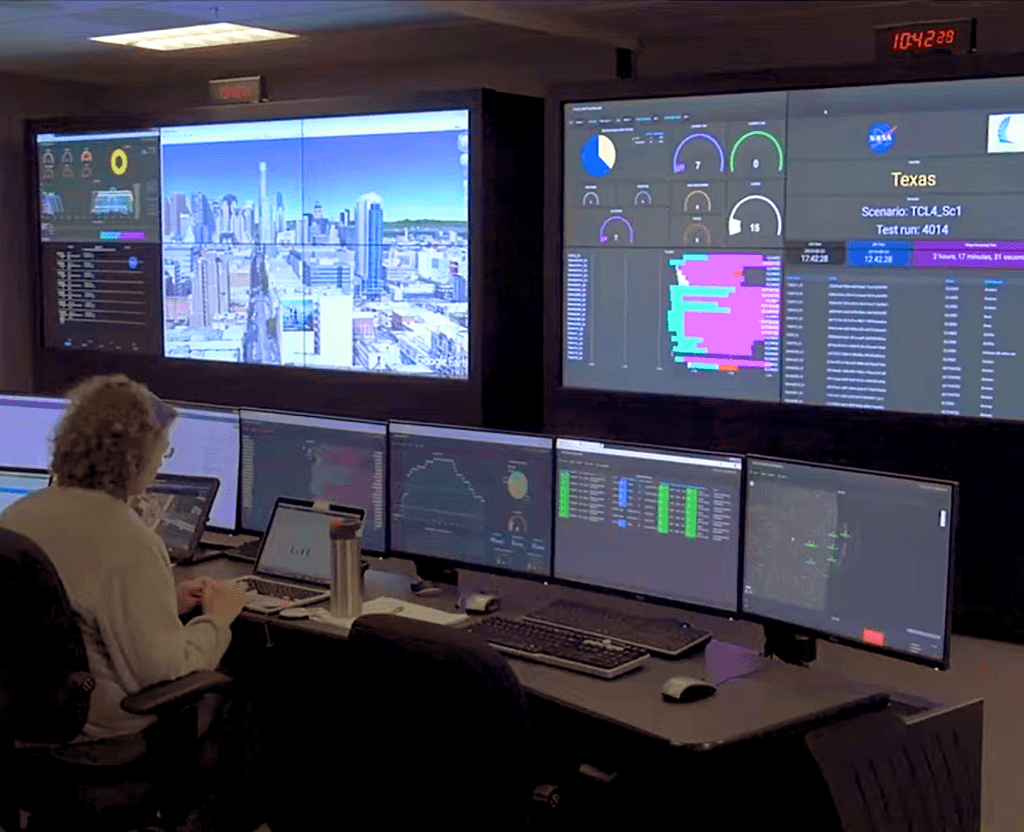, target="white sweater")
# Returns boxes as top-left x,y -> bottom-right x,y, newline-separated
0,486 -> 232,740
